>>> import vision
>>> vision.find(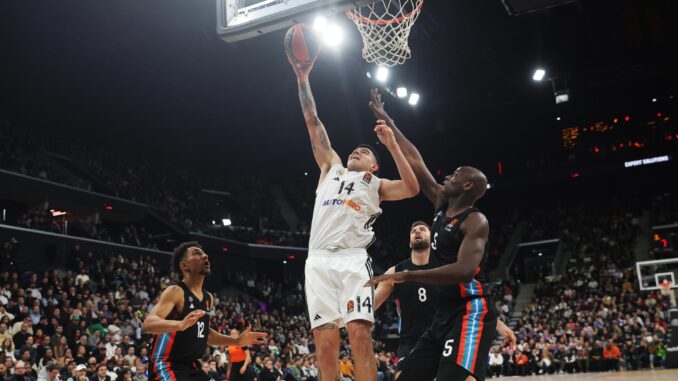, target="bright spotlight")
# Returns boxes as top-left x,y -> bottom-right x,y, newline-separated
408,93 -> 420,106
533,69 -> 546,81
376,67 -> 389,82
313,16 -> 327,32
222,218 -> 232,226
652,98 -> 658,103
556,117 -> 561,121
323,24 -> 344,47
396,87 -> 408,98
